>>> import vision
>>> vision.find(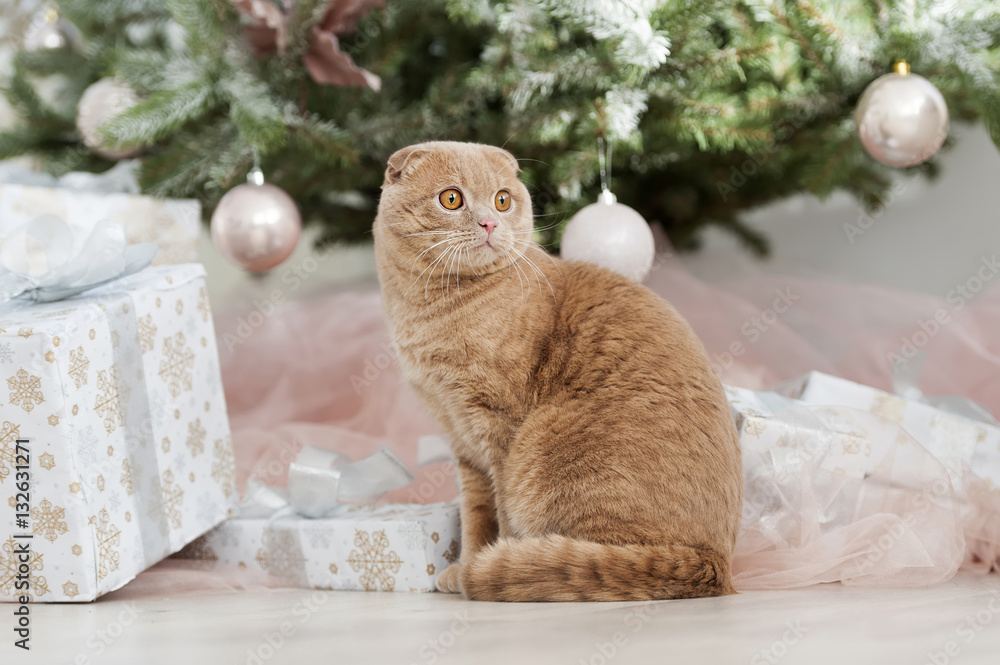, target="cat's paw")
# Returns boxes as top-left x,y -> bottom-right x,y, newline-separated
436,564 -> 464,594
